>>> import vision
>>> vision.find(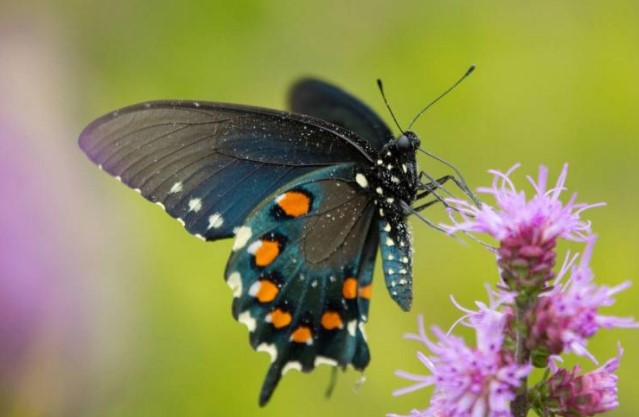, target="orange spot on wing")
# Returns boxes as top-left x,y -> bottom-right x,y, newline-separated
358,284 -> 372,300
342,277 -> 358,299
277,191 -> 311,217
269,308 -> 292,328
321,311 -> 343,330
254,240 -> 280,267
290,326 -> 313,344
255,280 -> 279,303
